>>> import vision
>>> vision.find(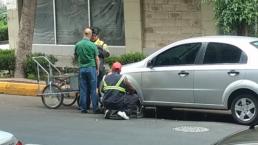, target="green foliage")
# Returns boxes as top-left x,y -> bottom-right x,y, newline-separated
105,52 -> 146,67
120,52 -> 146,65
210,0 -> 258,35
105,55 -> 121,67
0,51 -> 58,79
24,53 -> 58,80
0,6 -> 8,41
0,7 -> 7,24
0,21 -> 8,41
0,49 -> 15,76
